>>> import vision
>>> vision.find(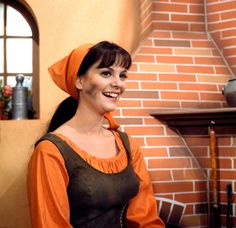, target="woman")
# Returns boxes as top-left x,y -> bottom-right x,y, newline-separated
28,41 -> 165,228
